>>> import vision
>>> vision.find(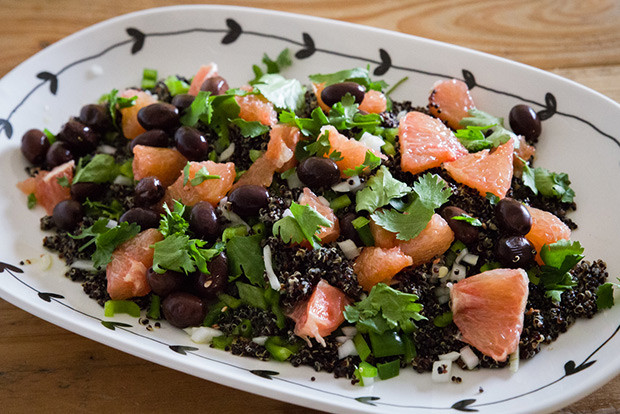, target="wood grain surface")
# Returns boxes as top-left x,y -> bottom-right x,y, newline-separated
1,1 -> 619,413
